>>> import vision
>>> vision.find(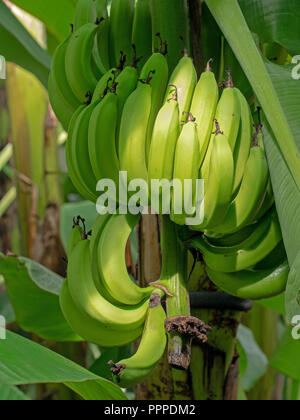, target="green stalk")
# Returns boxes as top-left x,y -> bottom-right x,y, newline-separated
161,216 -> 191,370
0,143 -> 13,171
0,186 -> 16,218
188,254 -> 241,400
205,0 -> 300,191
244,305 -> 279,400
